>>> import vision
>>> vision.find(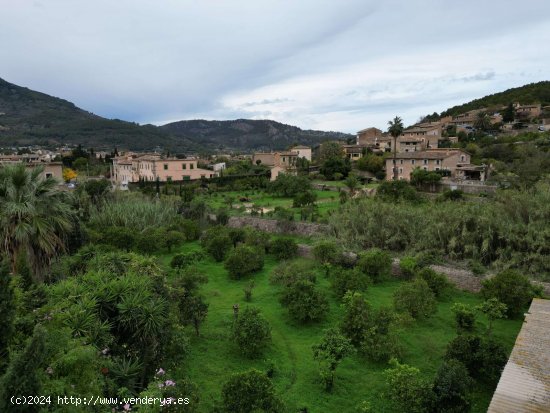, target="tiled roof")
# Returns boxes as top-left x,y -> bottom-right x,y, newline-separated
488,298 -> 550,412
357,127 -> 382,134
